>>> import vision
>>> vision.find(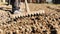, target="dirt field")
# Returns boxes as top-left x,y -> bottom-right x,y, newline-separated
0,3 -> 60,34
